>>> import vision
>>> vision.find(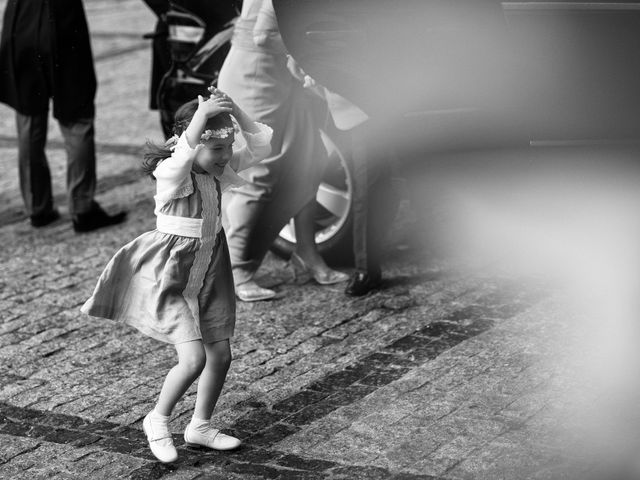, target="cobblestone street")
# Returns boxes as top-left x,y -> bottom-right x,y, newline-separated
2,1 -> 640,479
